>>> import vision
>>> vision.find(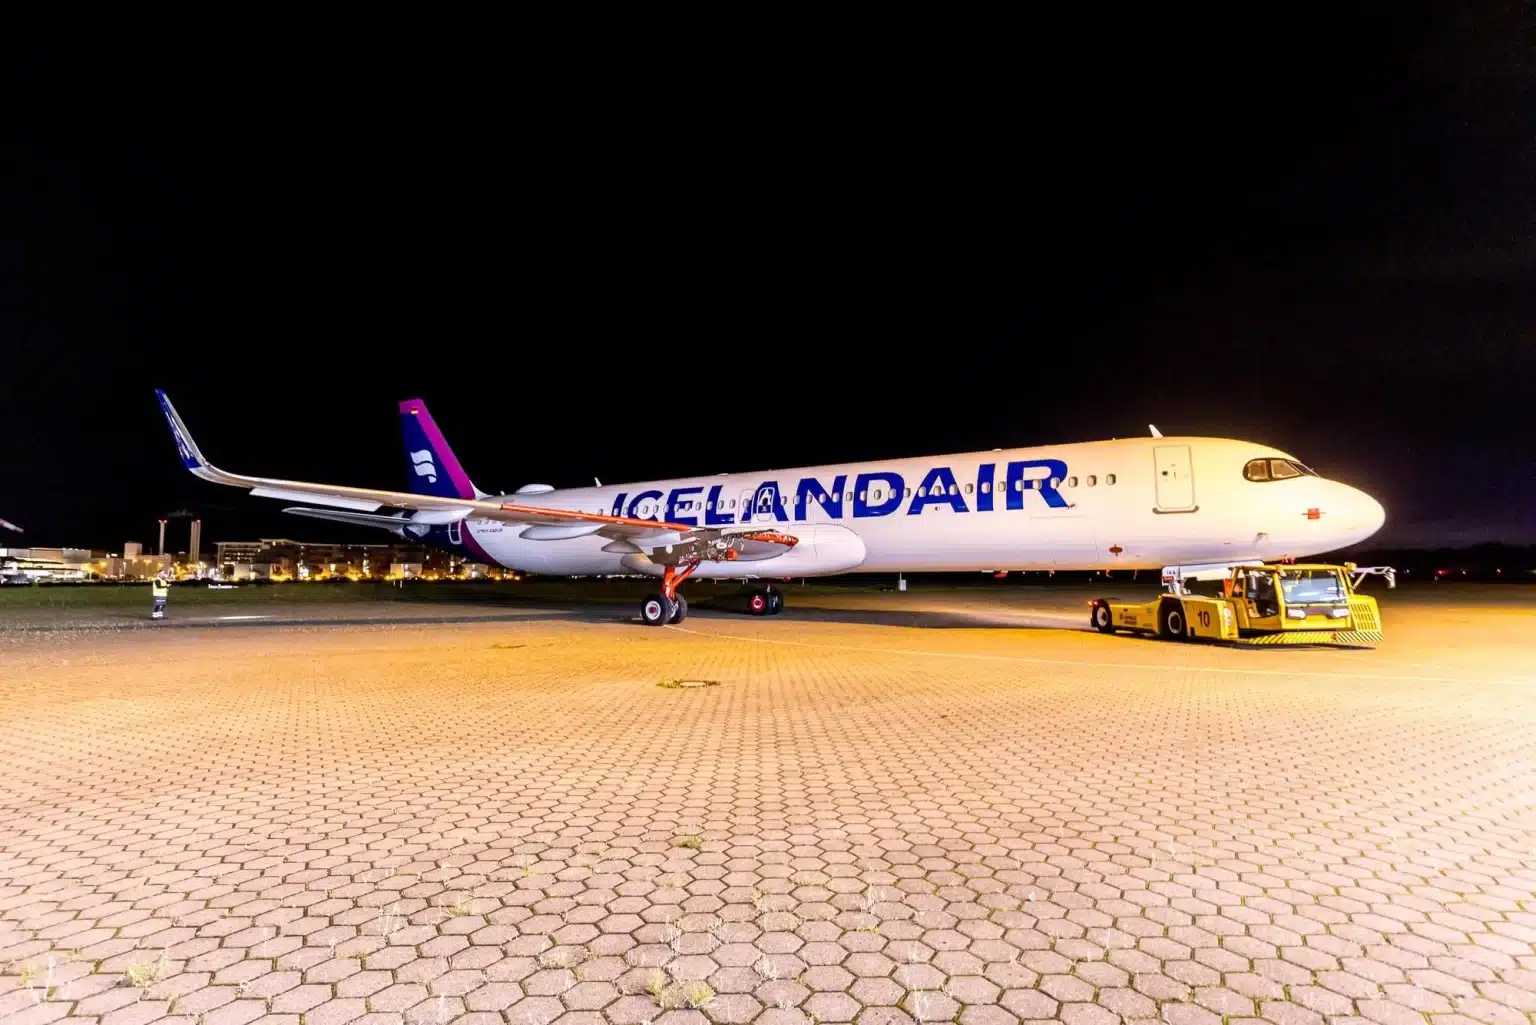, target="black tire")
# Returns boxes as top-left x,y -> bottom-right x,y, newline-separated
746,590 -> 769,616
640,593 -> 672,626
1091,601 -> 1115,633
1159,599 -> 1187,641
668,594 -> 688,624
766,589 -> 783,615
